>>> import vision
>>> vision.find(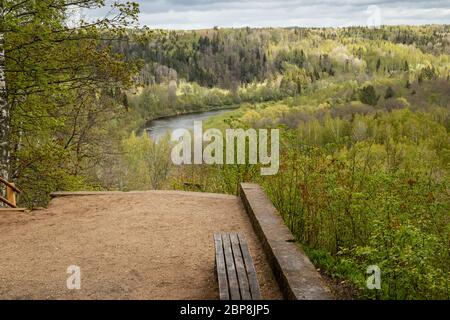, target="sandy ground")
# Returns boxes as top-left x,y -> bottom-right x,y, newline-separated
0,191 -> 282,300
